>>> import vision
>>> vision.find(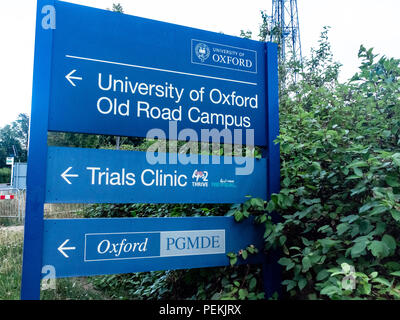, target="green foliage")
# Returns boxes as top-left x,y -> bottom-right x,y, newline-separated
111,3 -> 124,13
0,230 -> 23,300
83,203 -> 230,219
257,32 -> 400,299
227,245 -> 259,266
90,265 -> 265,300
0,113 -> 29,167
0,168 -> 11,184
